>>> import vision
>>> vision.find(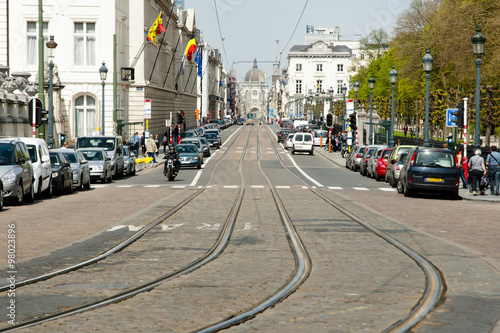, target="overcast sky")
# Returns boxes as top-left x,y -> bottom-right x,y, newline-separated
186,0 -> 413,82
